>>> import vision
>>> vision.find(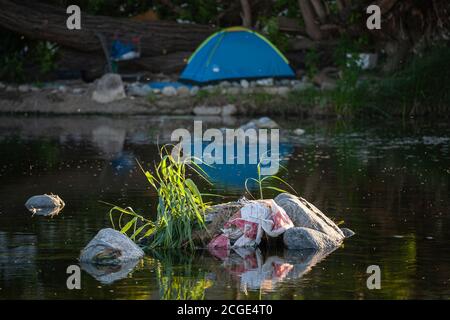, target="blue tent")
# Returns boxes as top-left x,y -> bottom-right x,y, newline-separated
179,27 -> 295,84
